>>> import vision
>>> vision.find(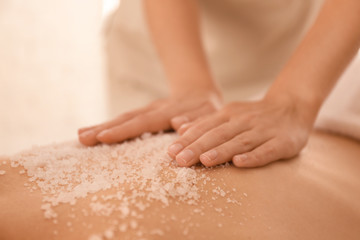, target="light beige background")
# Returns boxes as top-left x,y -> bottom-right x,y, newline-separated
0,0 -> 115,155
